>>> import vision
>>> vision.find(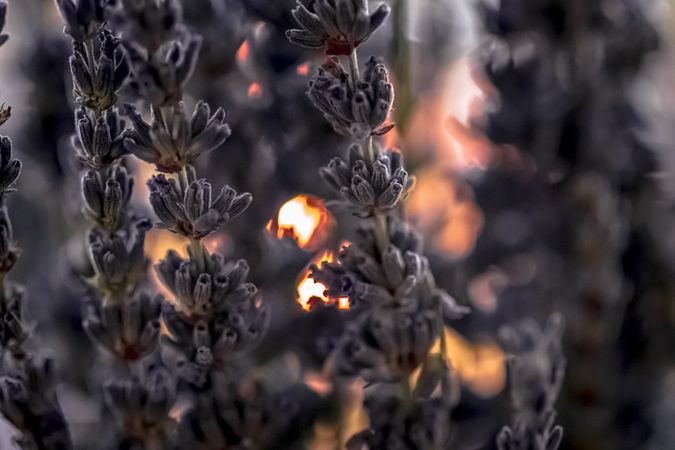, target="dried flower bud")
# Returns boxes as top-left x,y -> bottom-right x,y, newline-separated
108,0 -> 182,53
308,57 -> 395,138
83,291 -> 163,361
72,107 -> 128,169
320,145 -> 413,215
0,203 -> 18,274
86,218 -> 151,299
0,136 -> 21,194
148,165 -> 250,238
69,31 -> 129,112
0,103 -> 10,127
286,0 -> 390,55
0,1 -> 7,48
124,31 -> 202,106
122,101 -> 230,173
0,283 -> 27,355
103,364 -> 176,444
54,0 -> 106,42
81,164 -> 133,230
